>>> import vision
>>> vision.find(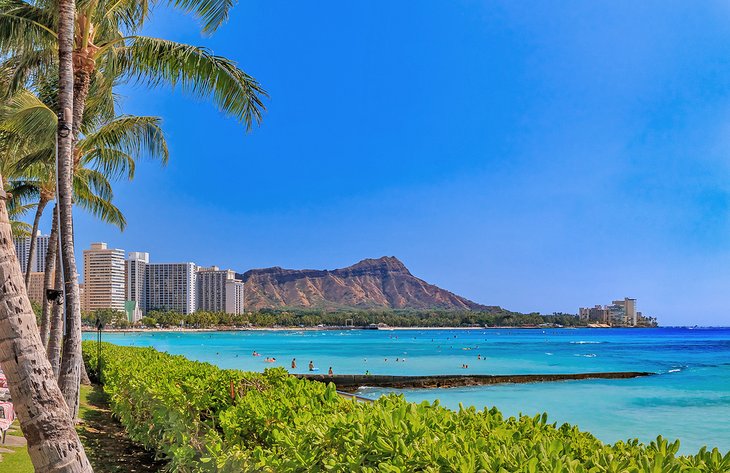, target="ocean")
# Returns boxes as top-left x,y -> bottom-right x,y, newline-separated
85,327 -> 730,454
